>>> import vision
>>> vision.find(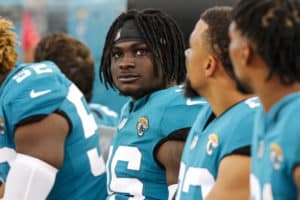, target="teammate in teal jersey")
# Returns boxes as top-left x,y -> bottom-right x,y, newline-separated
99,9 -> 208,199
0,18 -> 106,199
89,103 -> 118,127
176,7 -> 260,200
229,0 -> 300,199
34,33 -> 119,163
34,33 -> 119,128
